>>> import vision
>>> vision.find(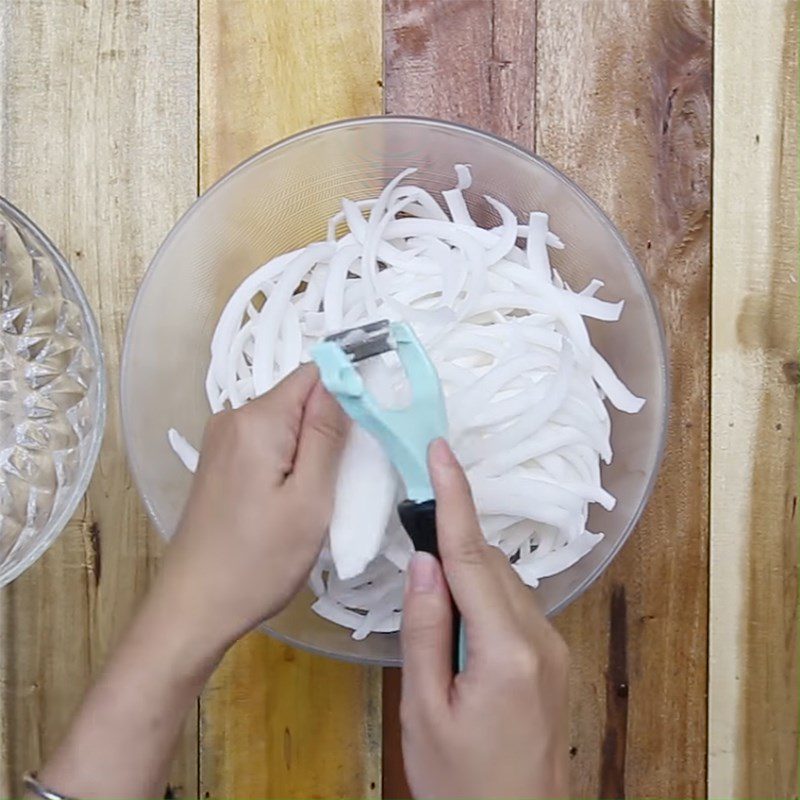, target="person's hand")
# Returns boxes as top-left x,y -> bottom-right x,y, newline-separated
400,439 -> 570,800
154,364 -> 349,655
34,365 -> 349,800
